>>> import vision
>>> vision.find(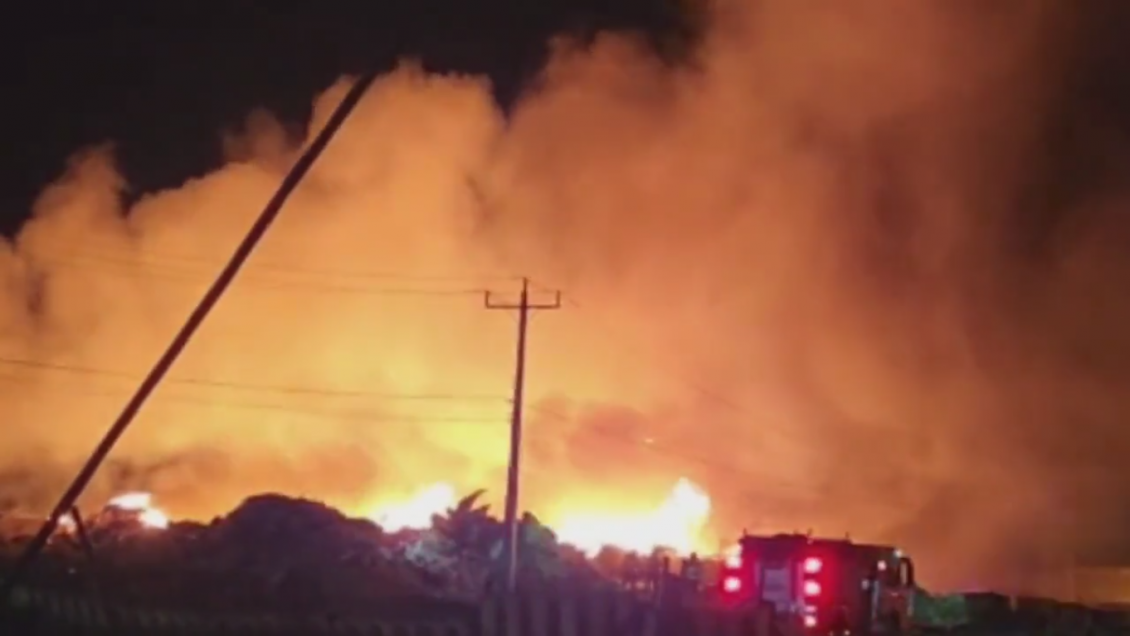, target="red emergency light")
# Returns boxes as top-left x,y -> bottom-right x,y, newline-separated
802,557 -> 823,575
722,575 -> 743,593
802,580 -> 821,597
